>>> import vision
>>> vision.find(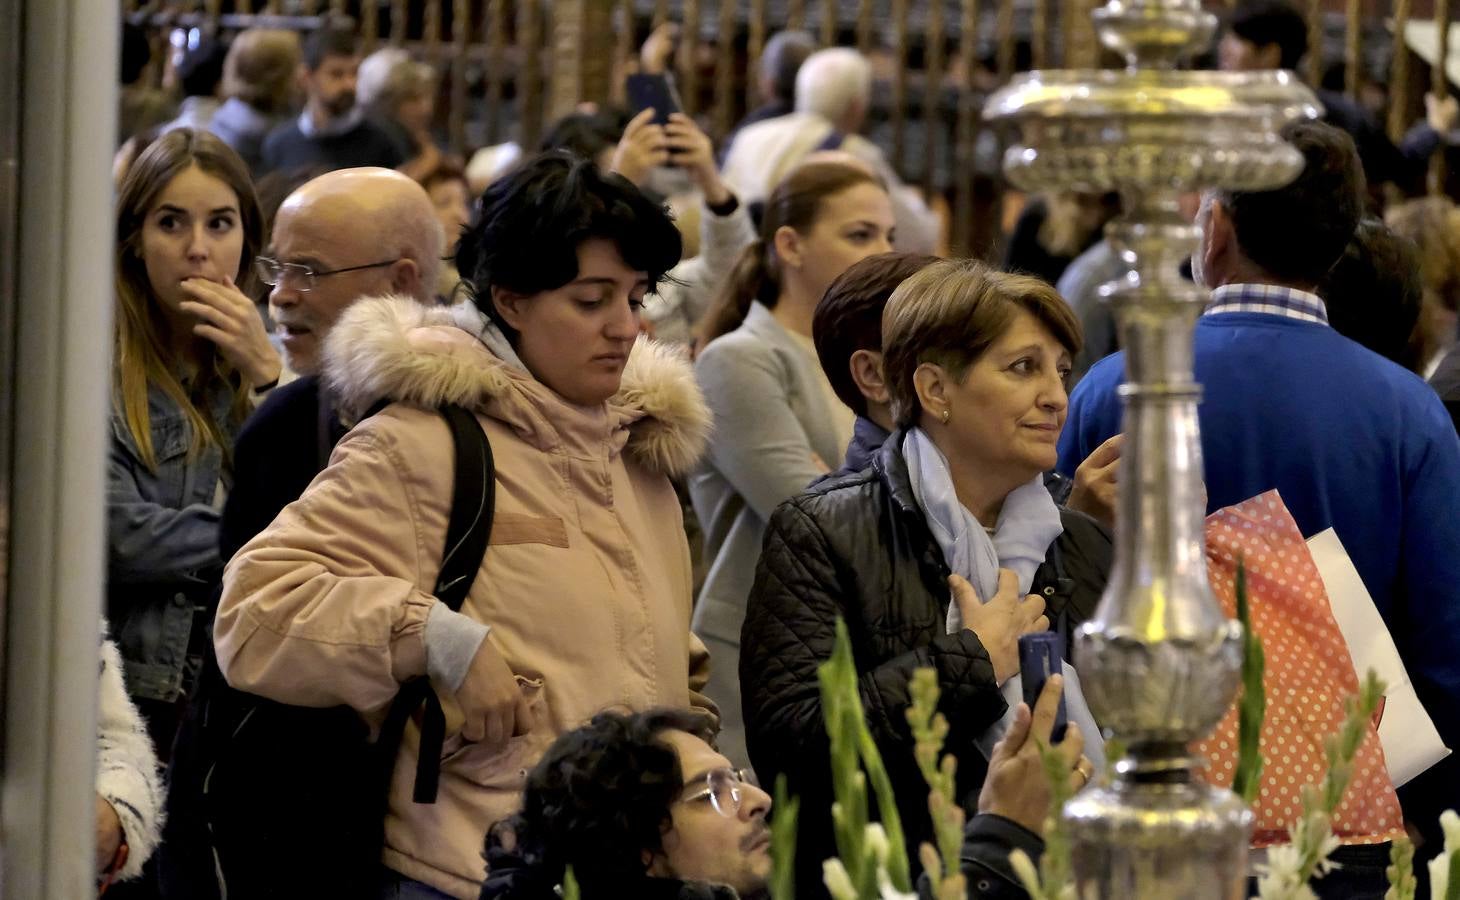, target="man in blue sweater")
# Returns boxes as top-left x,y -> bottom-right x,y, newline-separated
1057,121 -> 1460,836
